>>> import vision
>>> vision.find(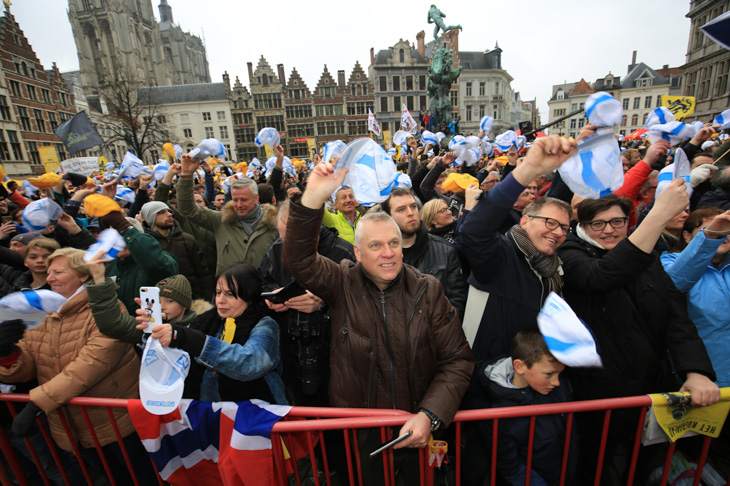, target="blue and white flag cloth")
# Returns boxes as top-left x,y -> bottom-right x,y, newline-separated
322,140 -> 346,164
334,138 -> 397,205
394,172 -> 412,189
249,158 -> 261,171
585,92 -> 622,127
538,292 -> 602,368
0,289 -> 68,328
152,160 -> 170,181
558,128 -> 624,199
421,130 -> 439,146
494,130 -> 525,152
21,198 -> 62,231
645,107 -> 676,129
690,121 -> 706,133
393,130 -> 413,148
648,121 -> 698,145
481,137 -> 495,158
115,185 -> 136,204
105,162 -> 115,172
656,148 -> 692,198
714,109 -> 730,130
190,139 -> 226,160
263,156 -> 293,179
448,135 -> 467,153
118,152 -> 152,180
480,116 -> 494,136
84,228 -> 126,262
282,158 -> 297,179
21,179 -> 38,198
254,127 -> 280,148
456,147 -> 480,167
